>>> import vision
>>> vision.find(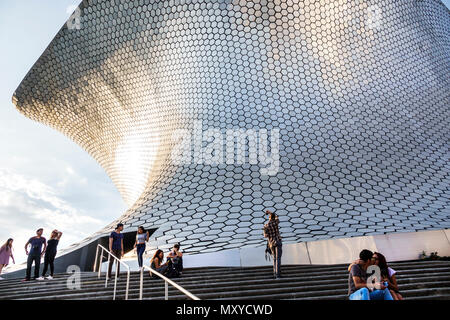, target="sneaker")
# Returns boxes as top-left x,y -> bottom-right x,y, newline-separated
36,277 -> 45,281
22,278 -> 30,282
46,276 -> 53,280
0,277 -> 4,280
